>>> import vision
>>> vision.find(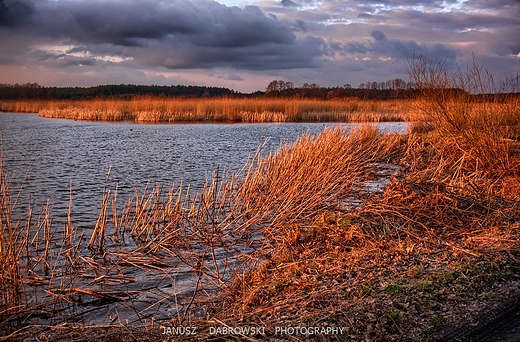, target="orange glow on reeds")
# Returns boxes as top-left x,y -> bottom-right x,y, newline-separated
2,97 -> 411,123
